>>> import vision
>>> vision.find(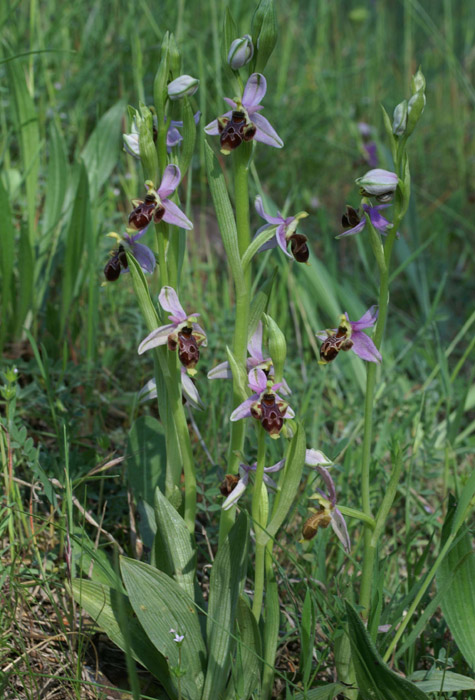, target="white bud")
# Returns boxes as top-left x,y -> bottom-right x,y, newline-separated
227,35 -> 254,70
167,74 -> 199,100
355,168 -> 398,196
